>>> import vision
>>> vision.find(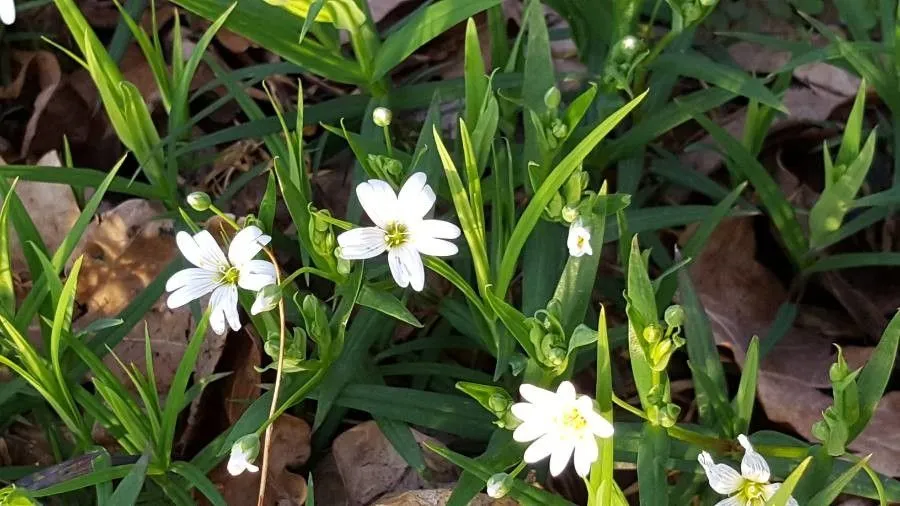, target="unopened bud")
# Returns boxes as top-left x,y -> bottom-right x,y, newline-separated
543,86 -> 561,109
551,119 -> 568,139
561,206 -> 579,224
251,284 -> 282,315
187,191 -> 212,211
664,305 -> 685,328
486,473 -> 512,498
643,323 -> 663,344
372,107 -> 393,127
548,347 -> 566,367
488,393 -> 511,413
